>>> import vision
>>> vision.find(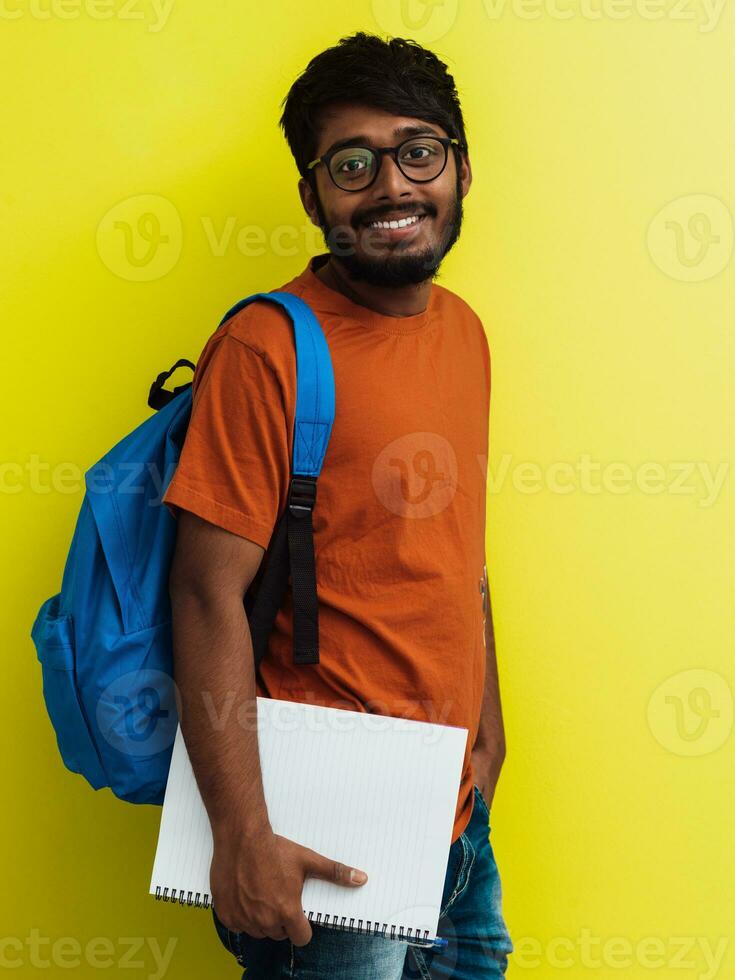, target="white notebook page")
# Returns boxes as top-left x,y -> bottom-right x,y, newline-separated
149,697 -> 468,942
